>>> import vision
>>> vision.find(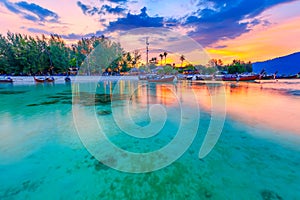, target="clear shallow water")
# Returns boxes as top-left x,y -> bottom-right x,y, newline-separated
0,78 -> 300,199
